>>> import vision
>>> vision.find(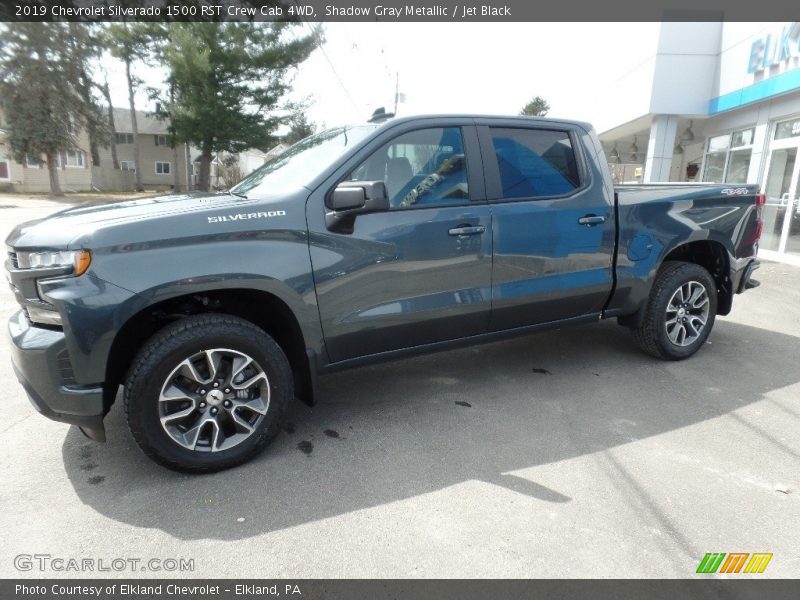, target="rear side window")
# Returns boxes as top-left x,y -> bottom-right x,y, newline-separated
490,128 -> 581,199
